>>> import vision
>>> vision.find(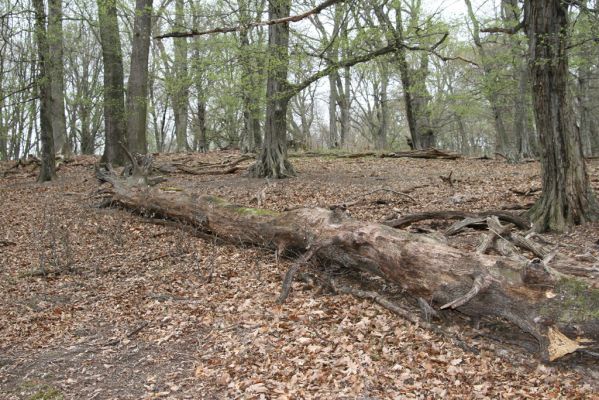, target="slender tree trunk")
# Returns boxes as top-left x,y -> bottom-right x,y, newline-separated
577,57 -> 595,157
195,96 -> 207,152
97,0 -> 126,165
126,0 -> 153,154
328,71 -> 339,148
48,0 -> 69,156
375,62 -> 388,150
338,67 -> 351,148
249,0 -> 294,178
33,0 -> 57,181
502,0 -> 529,161
515,60 -> 532,158
0,98 -> 5,160
465,0 -> 513,160
239,27 -> 260,153
25,66 -> 37,156
378,4 -> 434,150
173,0 -> 189,152
526,0 -> 599,232
338,14 -> 351,149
